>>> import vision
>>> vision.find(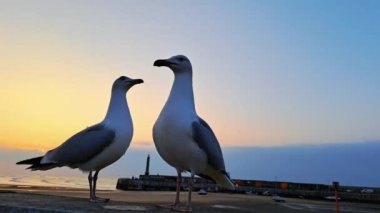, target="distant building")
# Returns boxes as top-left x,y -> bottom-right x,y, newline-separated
116,154 -> 380,204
